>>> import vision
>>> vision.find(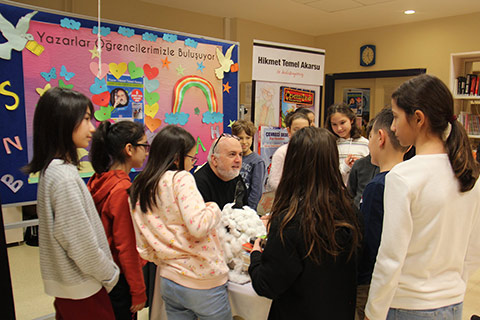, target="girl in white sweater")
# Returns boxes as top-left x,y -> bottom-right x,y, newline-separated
24,87 -> 119,319
365,74 -> 480,320
325,103 -> 369,185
